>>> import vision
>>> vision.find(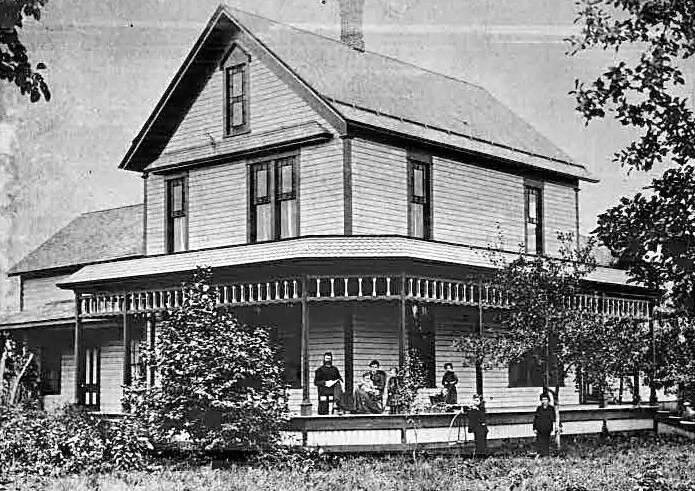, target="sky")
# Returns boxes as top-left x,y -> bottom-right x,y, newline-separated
0,0 -> 677,310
